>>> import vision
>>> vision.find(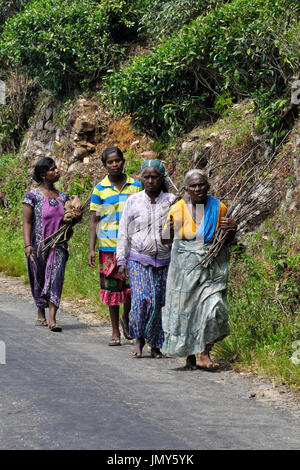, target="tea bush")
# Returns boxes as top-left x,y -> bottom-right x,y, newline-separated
137,0 -> 221,42
0,0 -> 140,94
104,0 -> 299,137
0,0 -> 28,30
